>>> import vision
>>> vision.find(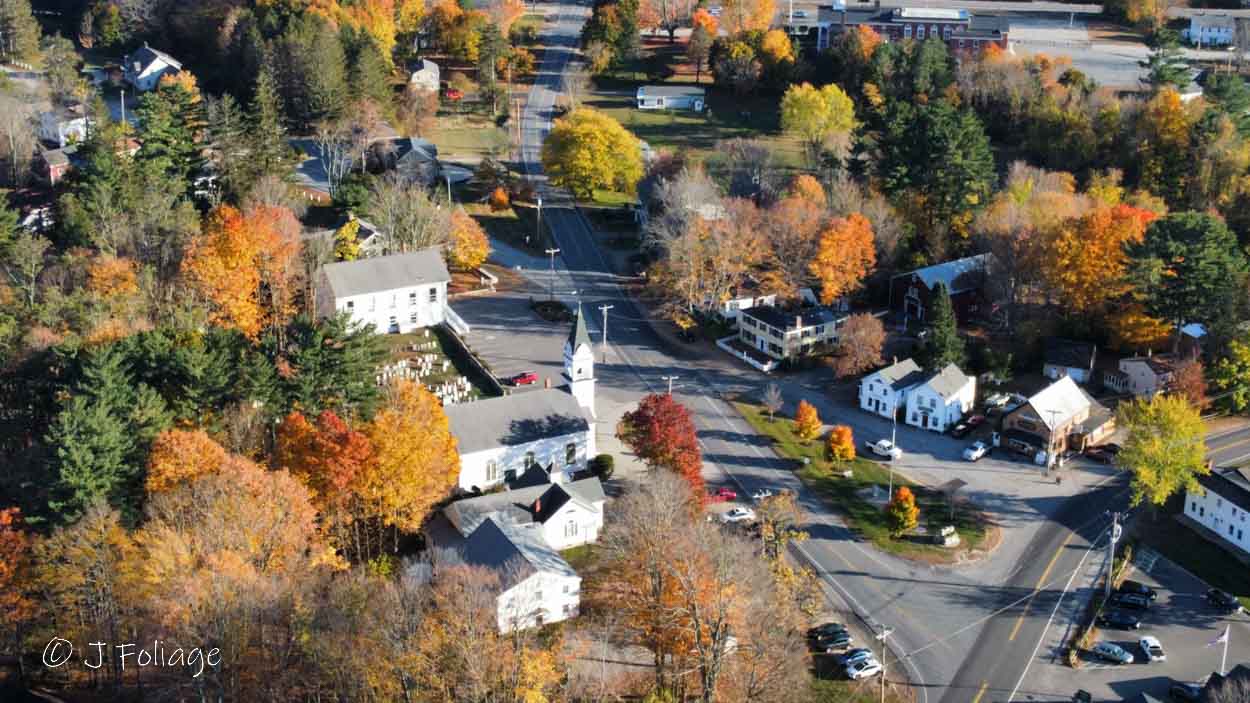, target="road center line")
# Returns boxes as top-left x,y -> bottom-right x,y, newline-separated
971,680 -> 989,703
1009,532 -> 1075,642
